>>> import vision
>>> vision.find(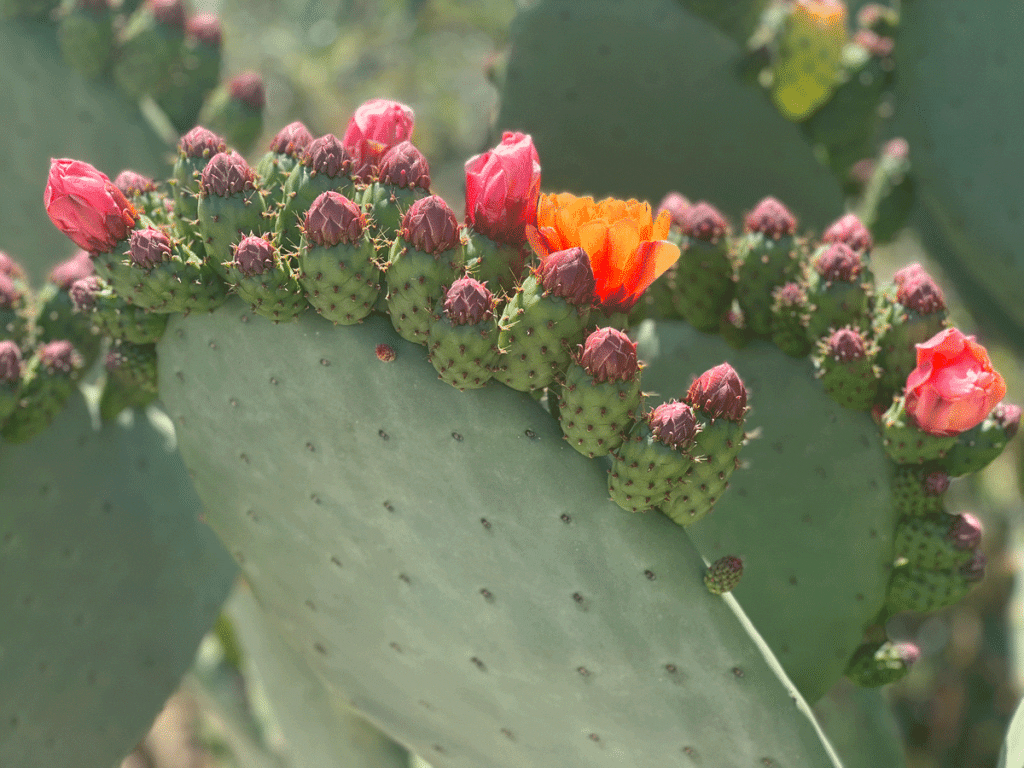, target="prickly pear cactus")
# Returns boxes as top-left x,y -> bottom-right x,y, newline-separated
157,301 -> 843,767
0,387 -> 237,768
